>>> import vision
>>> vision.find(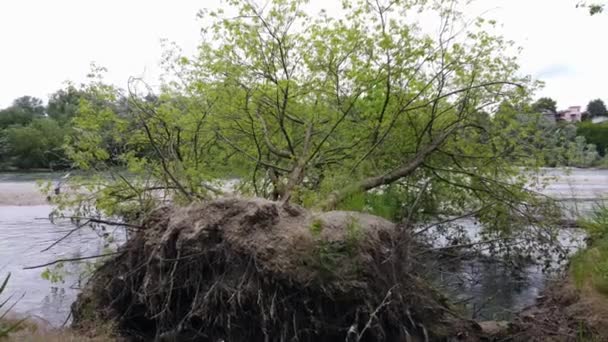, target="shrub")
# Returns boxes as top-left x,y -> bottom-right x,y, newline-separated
577,122 -> 608,157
